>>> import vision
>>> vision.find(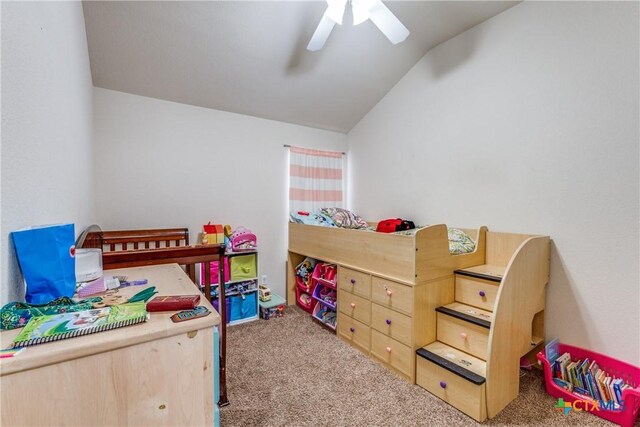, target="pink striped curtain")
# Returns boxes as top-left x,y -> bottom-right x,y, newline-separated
288,146 -> 344,212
